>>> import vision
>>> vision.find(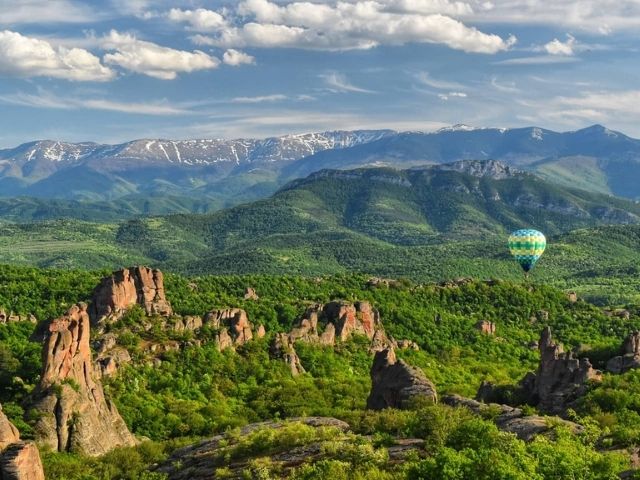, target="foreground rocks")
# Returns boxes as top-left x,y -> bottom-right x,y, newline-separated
0,405 -> 44,480
28,303 -> 137,456
442,395 -> 582,441
367,348 -> 437,409
155,417 -> 352,480
607,331 -> 640,374
90,266 -> 173,326
520,327 -> 602,413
